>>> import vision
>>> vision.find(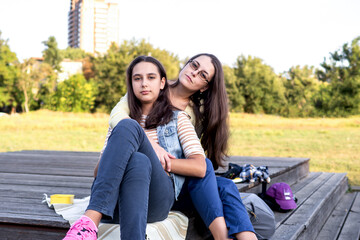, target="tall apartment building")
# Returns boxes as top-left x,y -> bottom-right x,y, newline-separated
68,0 -> 120,55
